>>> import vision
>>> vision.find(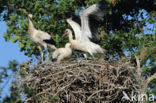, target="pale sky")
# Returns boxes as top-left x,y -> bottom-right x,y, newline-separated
0,21 -> 29,67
